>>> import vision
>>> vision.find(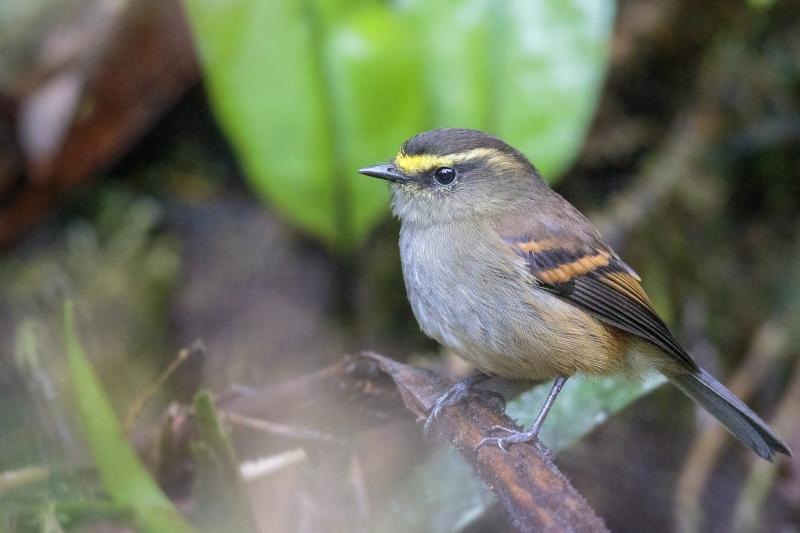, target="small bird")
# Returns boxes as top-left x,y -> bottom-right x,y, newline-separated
359,128 -> 791,461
